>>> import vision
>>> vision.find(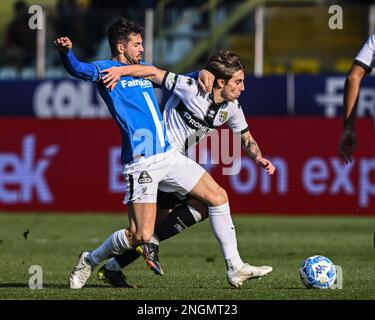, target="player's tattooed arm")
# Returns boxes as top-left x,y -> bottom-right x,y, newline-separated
241,131 -> 276,175
241,131 -> 262,163
101,65 -> 166,90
